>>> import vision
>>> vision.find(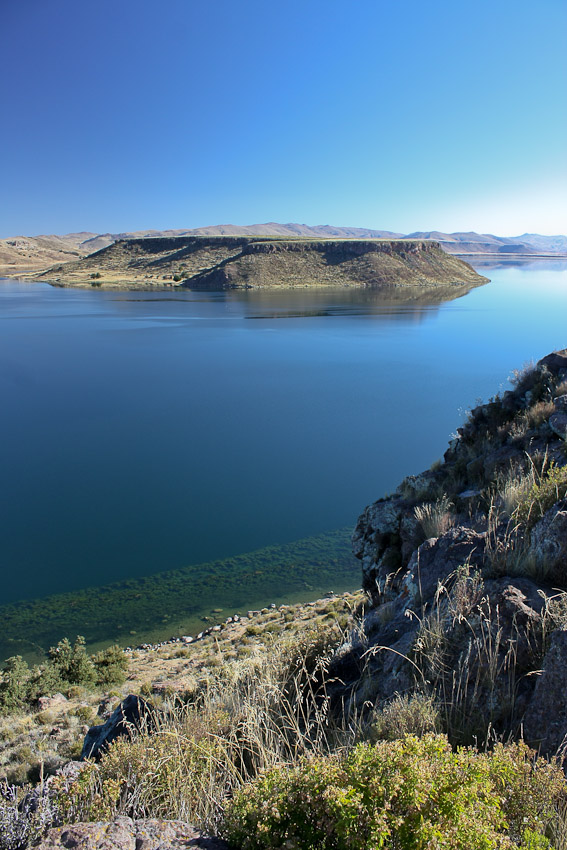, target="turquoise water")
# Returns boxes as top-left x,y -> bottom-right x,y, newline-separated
0,262 -> 566,654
